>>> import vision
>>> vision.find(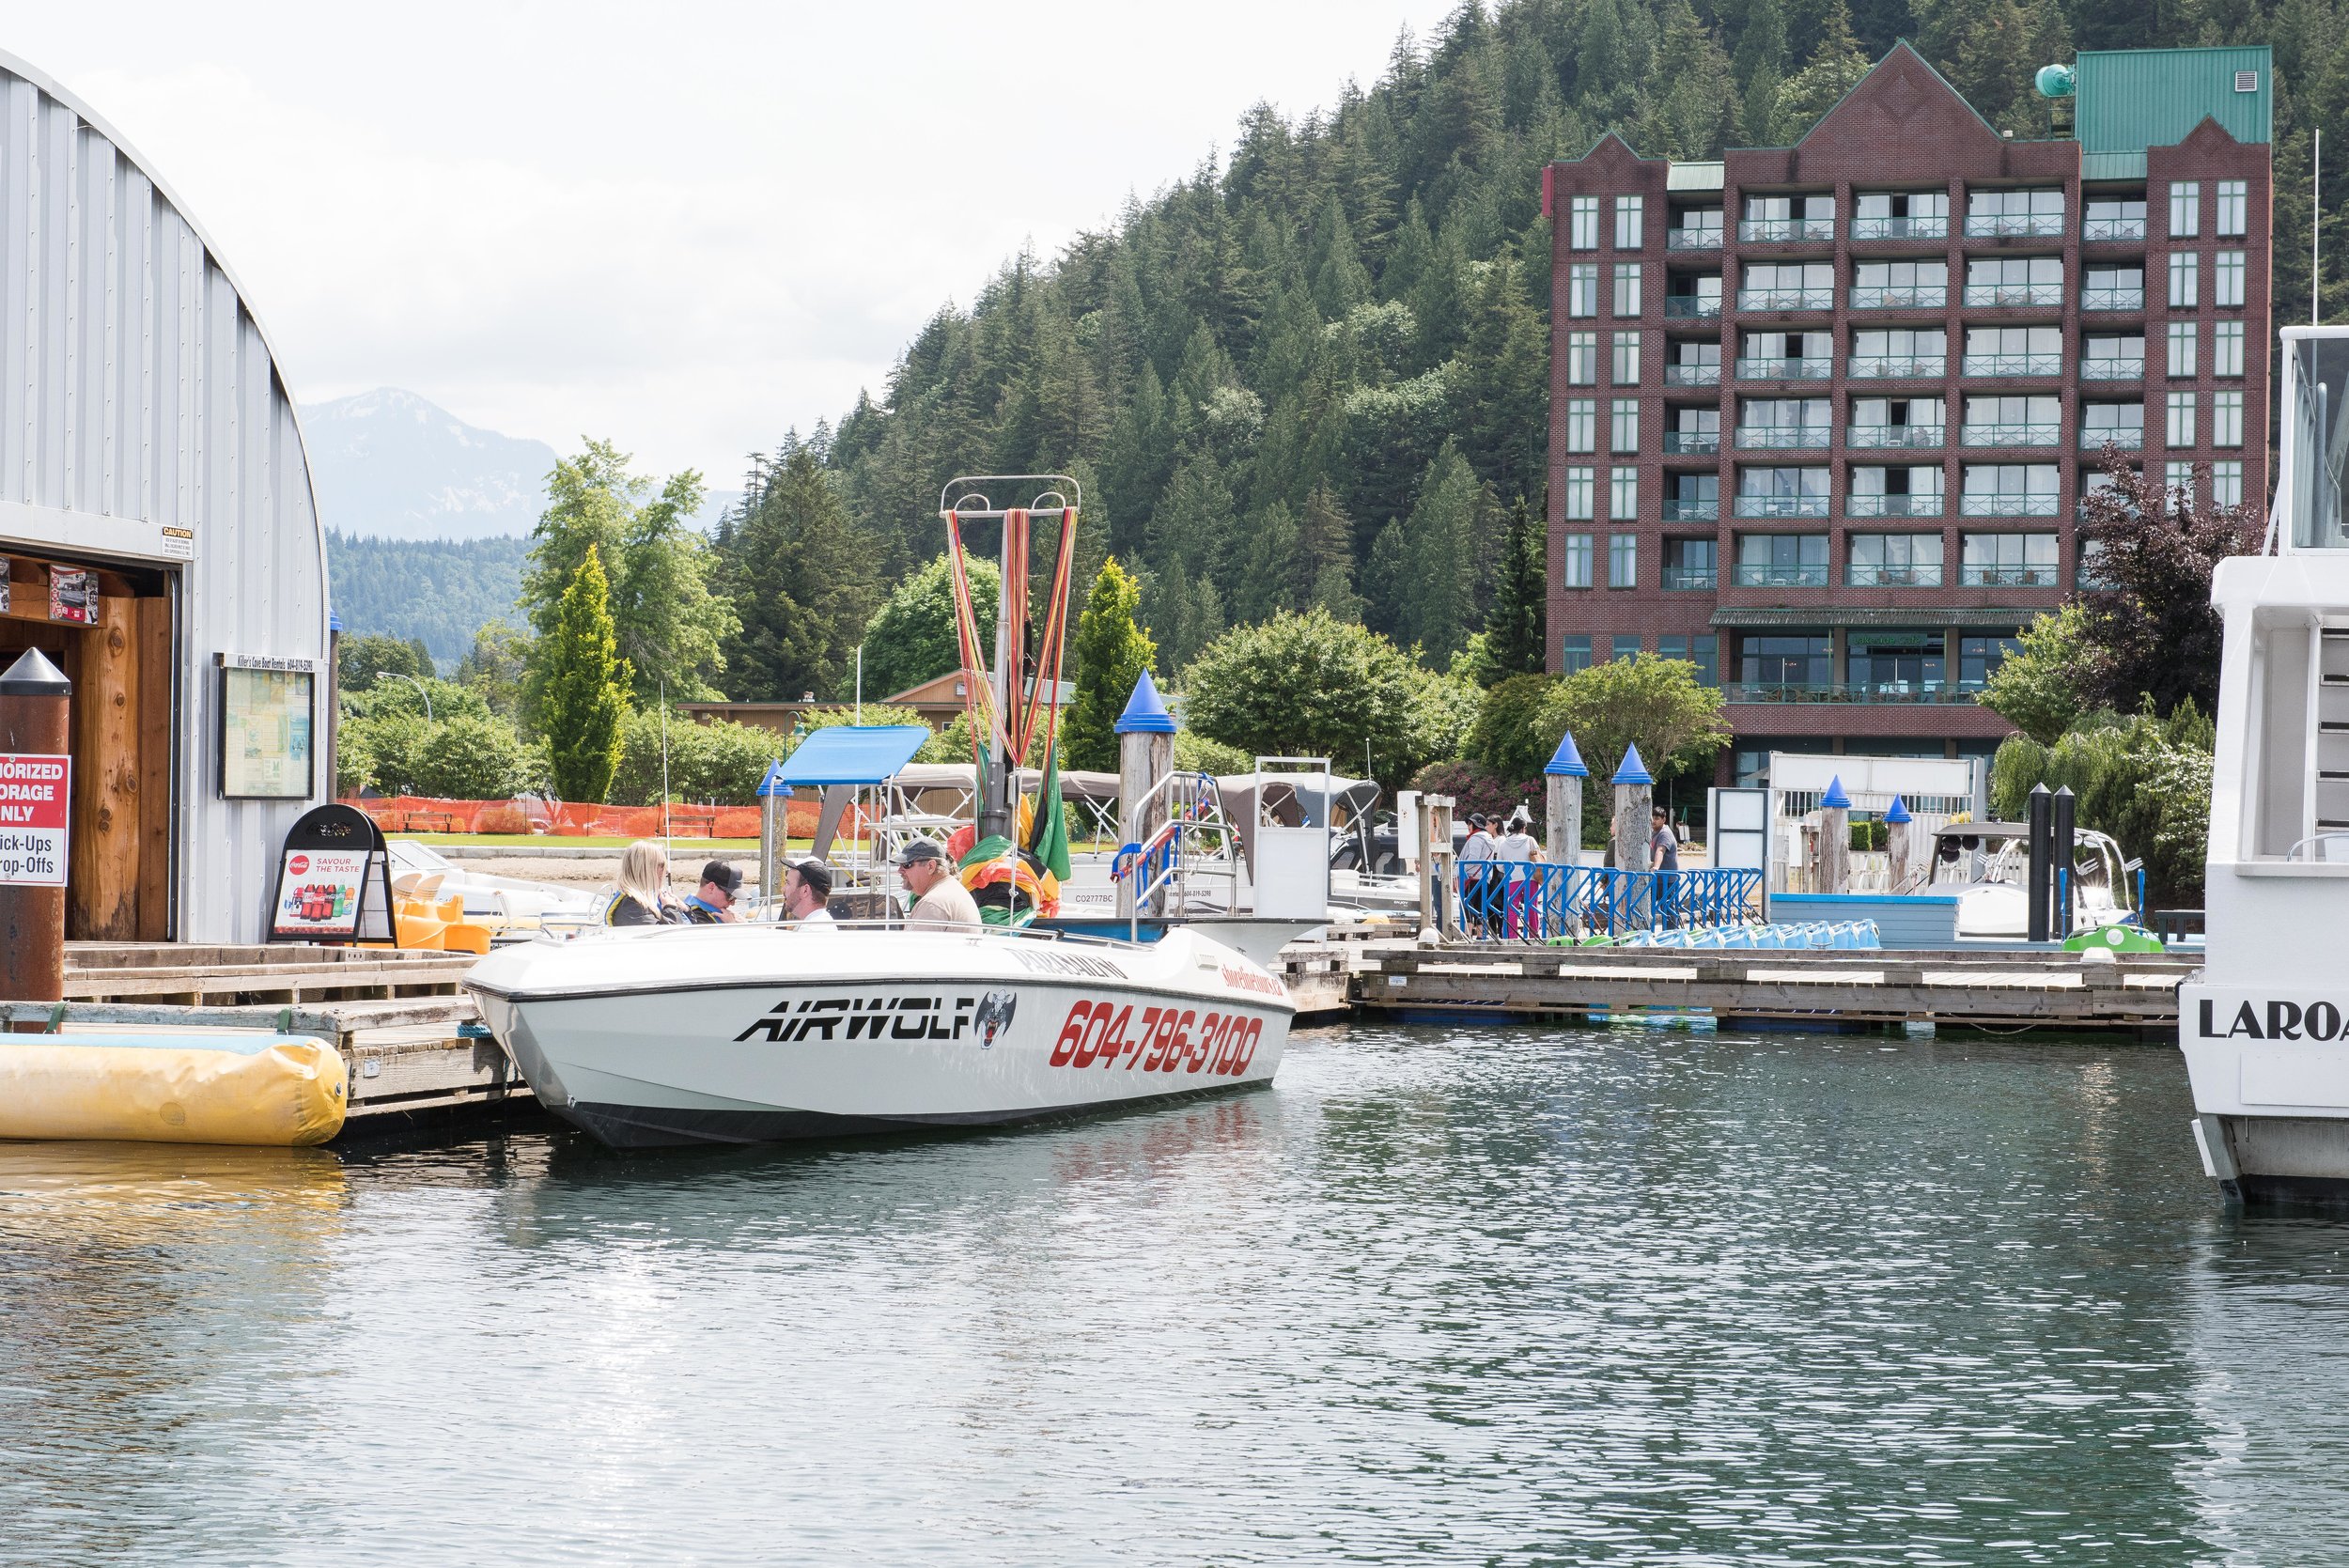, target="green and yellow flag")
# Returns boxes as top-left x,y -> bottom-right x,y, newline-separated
1025,739 -> 1072,883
